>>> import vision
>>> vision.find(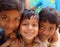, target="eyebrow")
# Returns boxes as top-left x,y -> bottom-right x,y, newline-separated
14,17 -> 20,19
33,21 -> 38,24
0,14 -> 7,17
23,19 -> 38,22
40,23 -> 45,26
